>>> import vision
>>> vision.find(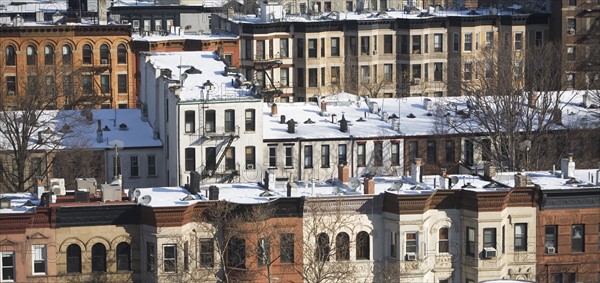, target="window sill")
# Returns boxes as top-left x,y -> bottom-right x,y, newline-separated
321,166 -> 330,169
304,166 -> 313,169
31,272 -> 47,276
